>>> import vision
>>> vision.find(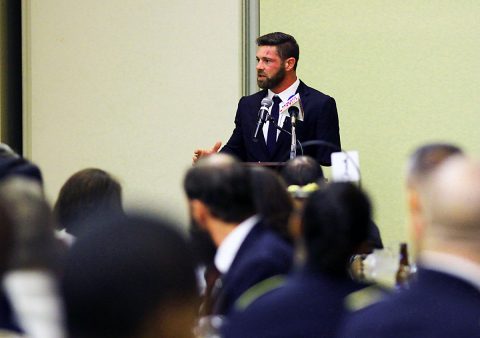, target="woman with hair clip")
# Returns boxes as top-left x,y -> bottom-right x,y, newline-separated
222,182 -> 374,338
